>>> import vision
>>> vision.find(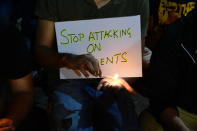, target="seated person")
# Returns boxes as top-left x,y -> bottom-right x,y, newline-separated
34,0 -> 149,130
139,9 -> 197,131
0,23 -> 34,130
